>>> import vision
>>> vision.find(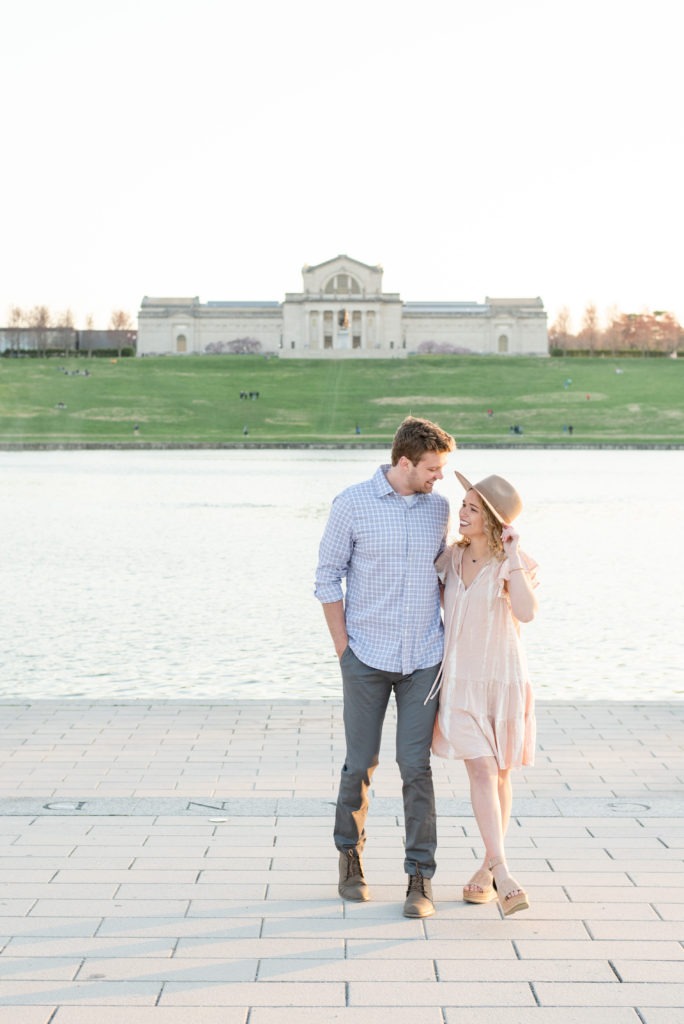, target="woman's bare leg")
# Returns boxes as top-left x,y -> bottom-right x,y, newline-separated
498,768 -> 512,835
464,758 -> 523,900
464,756 -> 504,895
465,756 -> 506,859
